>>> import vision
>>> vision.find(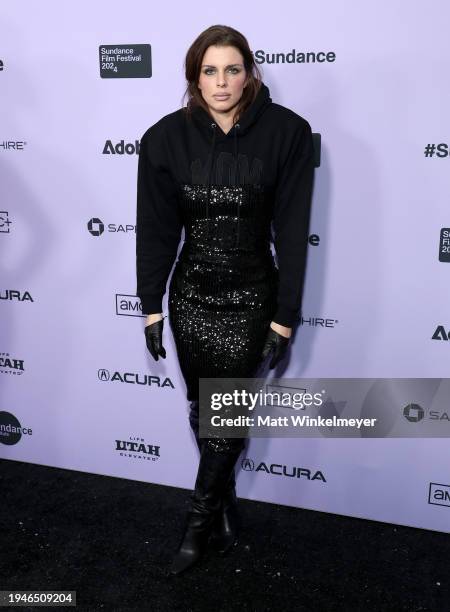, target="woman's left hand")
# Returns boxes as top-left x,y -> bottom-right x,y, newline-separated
260,322 -> 292,369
